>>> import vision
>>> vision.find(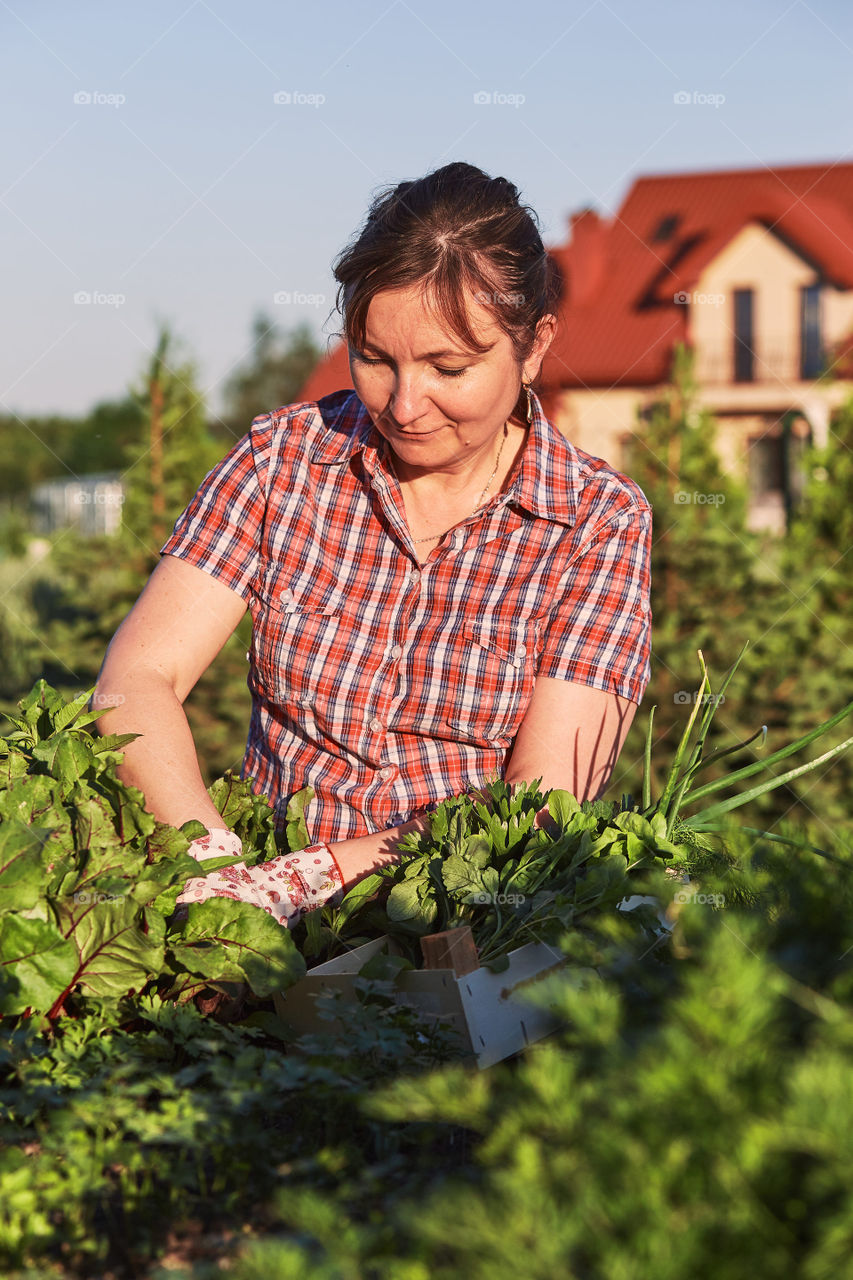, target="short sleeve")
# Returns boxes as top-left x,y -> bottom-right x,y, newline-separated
536,506 -> 652,706
159,426 -> 268,602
